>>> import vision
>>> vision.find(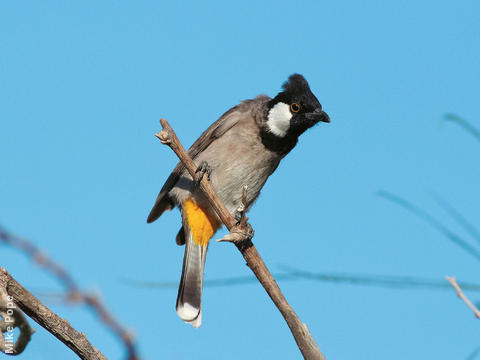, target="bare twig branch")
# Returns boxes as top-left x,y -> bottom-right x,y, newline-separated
446,276 -> 480,319
0,287 -> 34,355
433,194 -> 480,246
443,113 -> 480,143
155,118 -> 326,360
0,267 -> 107,360
0,228 -> 139,360
378,191 -> 480,262
155,121 -> 236,229
466,345 -> 480,360
124,272 -> 480,291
